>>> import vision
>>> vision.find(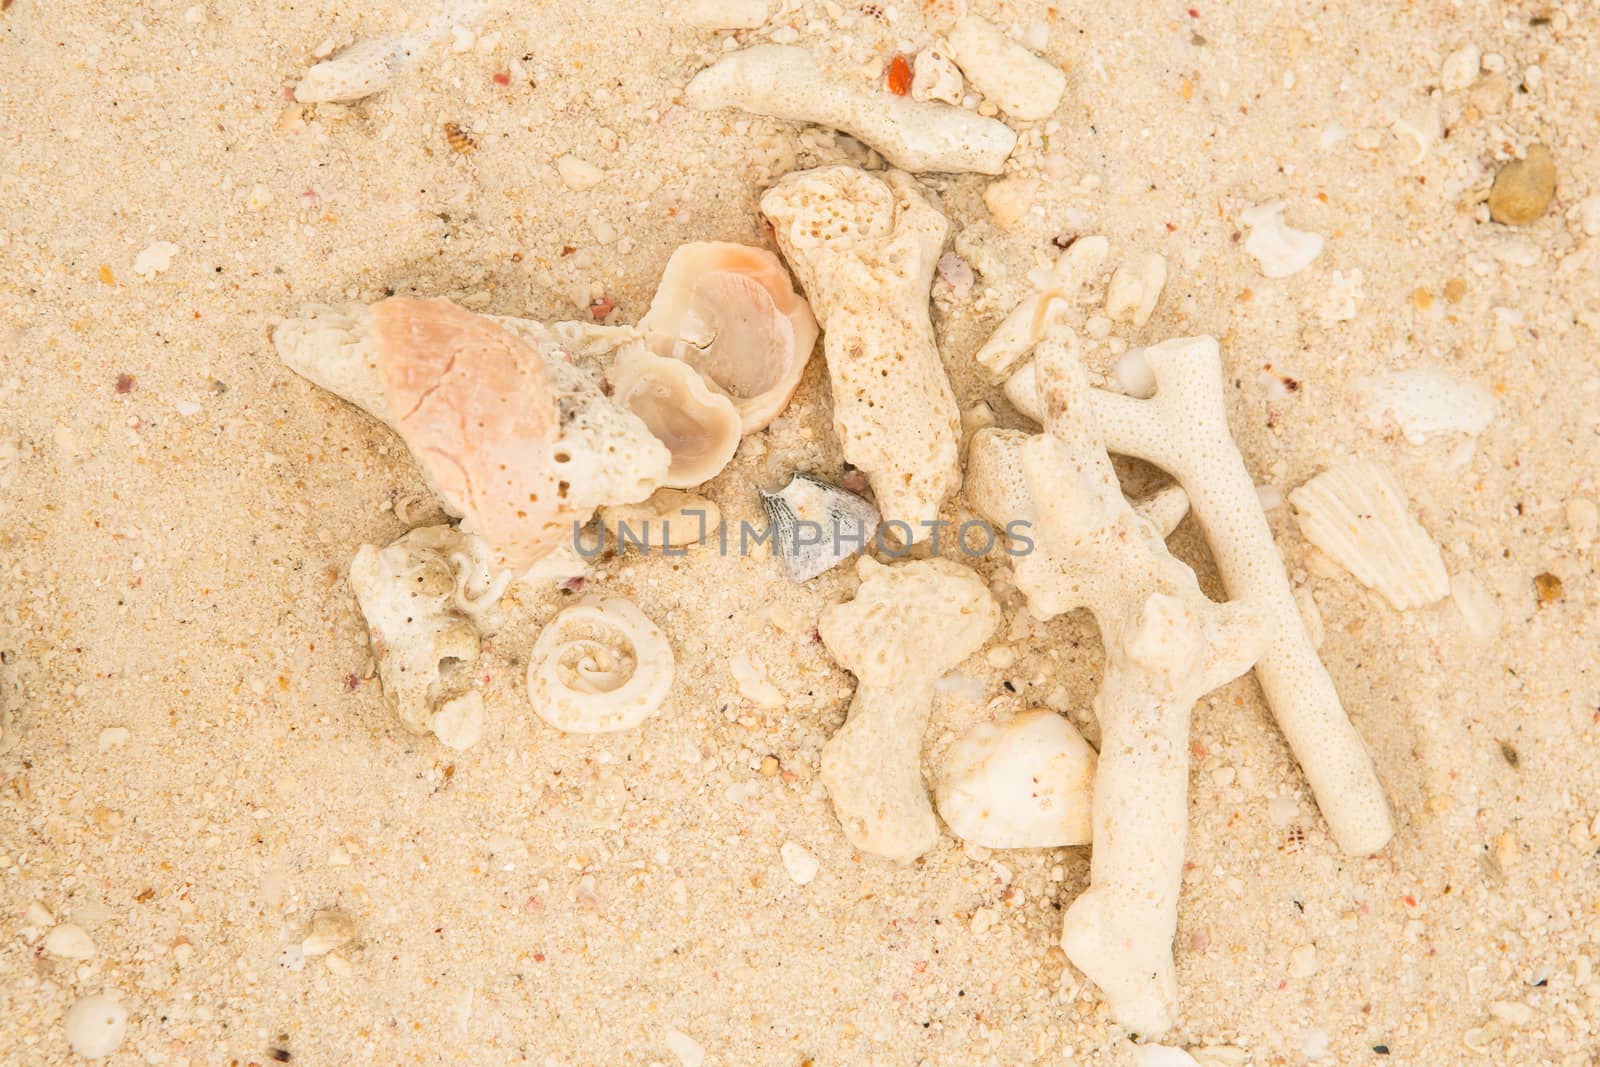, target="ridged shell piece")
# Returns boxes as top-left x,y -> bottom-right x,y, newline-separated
1289,461 -> 1449,611
639,242 -> 819,434
610,344 -> 742,488
760,472 -> 879,583
526,597 -> 675,734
